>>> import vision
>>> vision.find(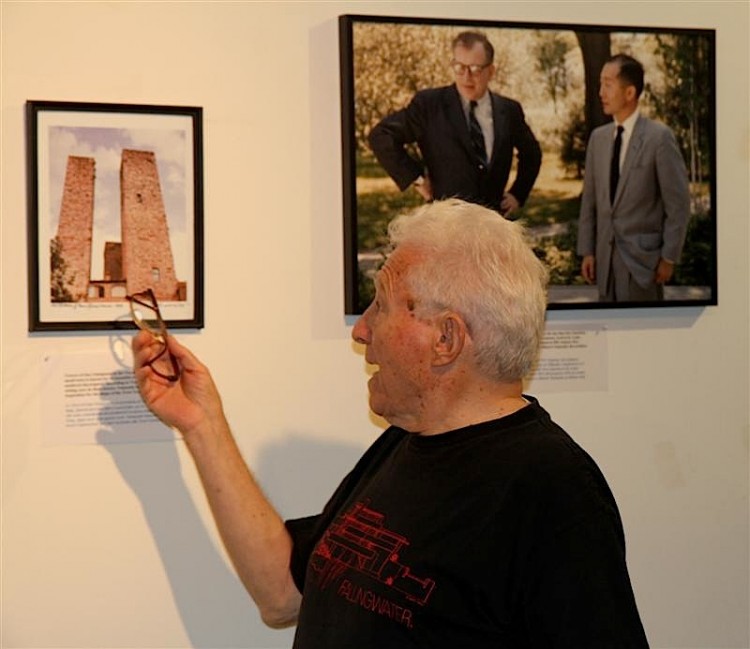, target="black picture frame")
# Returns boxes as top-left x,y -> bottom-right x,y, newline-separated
26,100 -> 204,331
340,14 -> 717,314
